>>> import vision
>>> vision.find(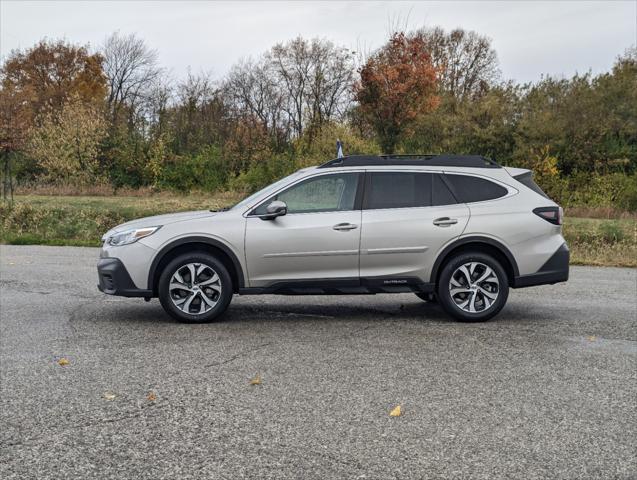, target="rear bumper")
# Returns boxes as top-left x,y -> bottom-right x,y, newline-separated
512,243 -> 569,288
97,258 -> 152,297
